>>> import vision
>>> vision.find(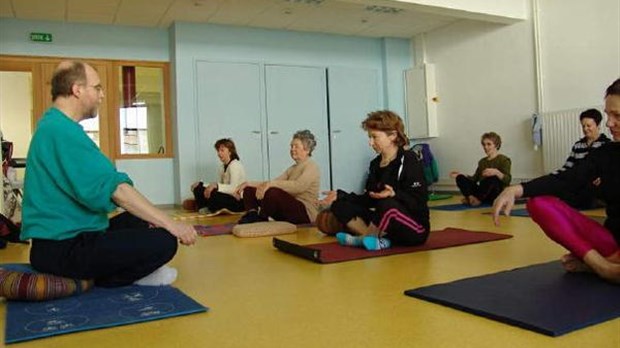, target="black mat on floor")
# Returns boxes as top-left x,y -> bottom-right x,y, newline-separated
404,261 -> 620,336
